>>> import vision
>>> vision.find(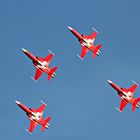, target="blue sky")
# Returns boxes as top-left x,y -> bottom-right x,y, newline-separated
0,0 -> 140,140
